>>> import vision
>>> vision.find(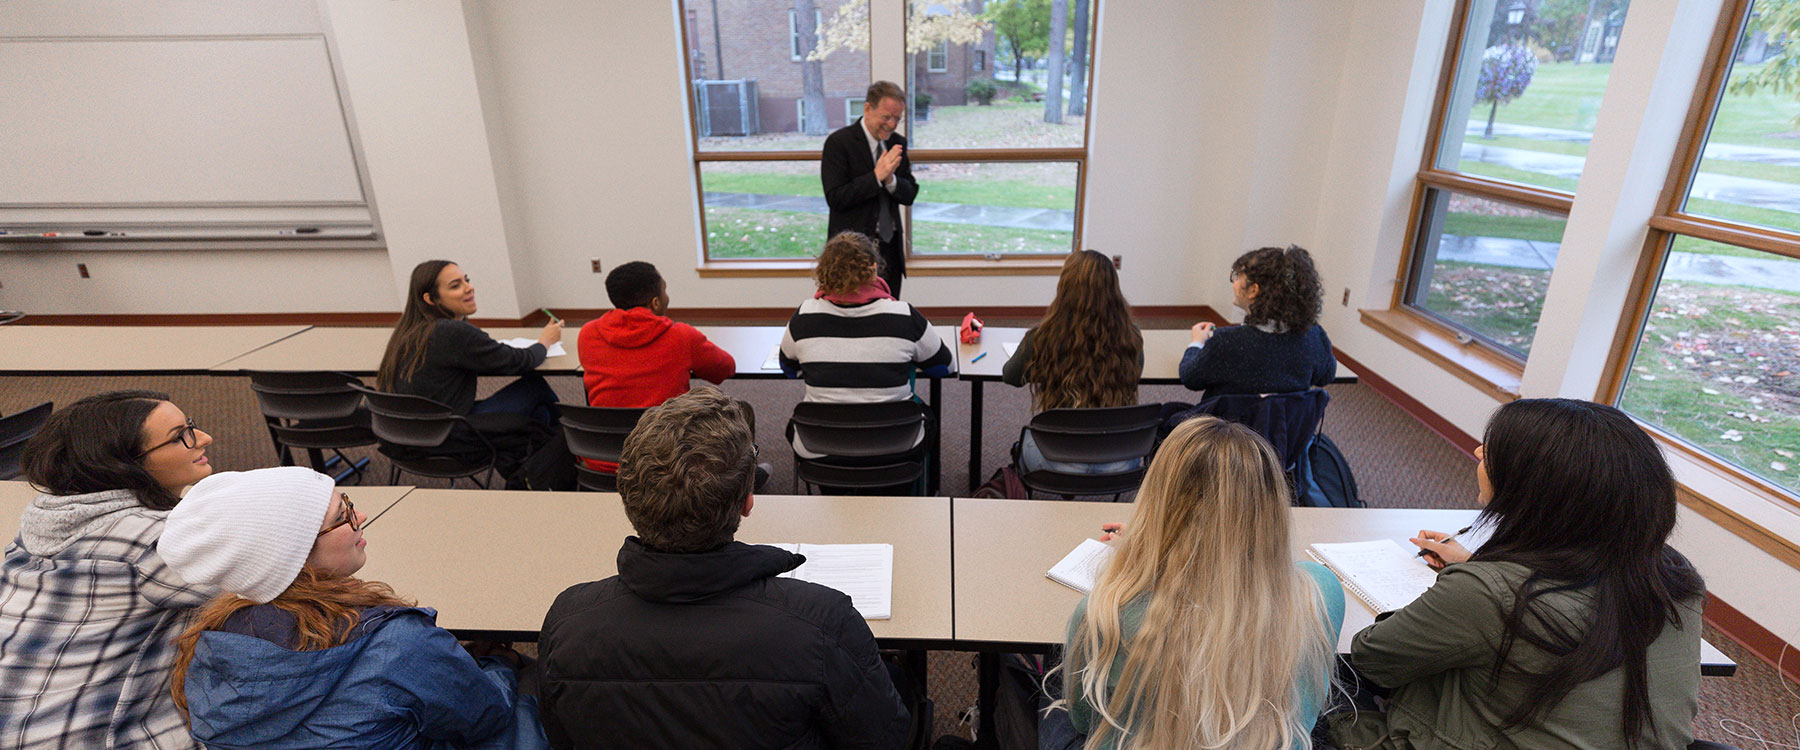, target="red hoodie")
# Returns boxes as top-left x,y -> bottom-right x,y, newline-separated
578,308 -> 735,470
